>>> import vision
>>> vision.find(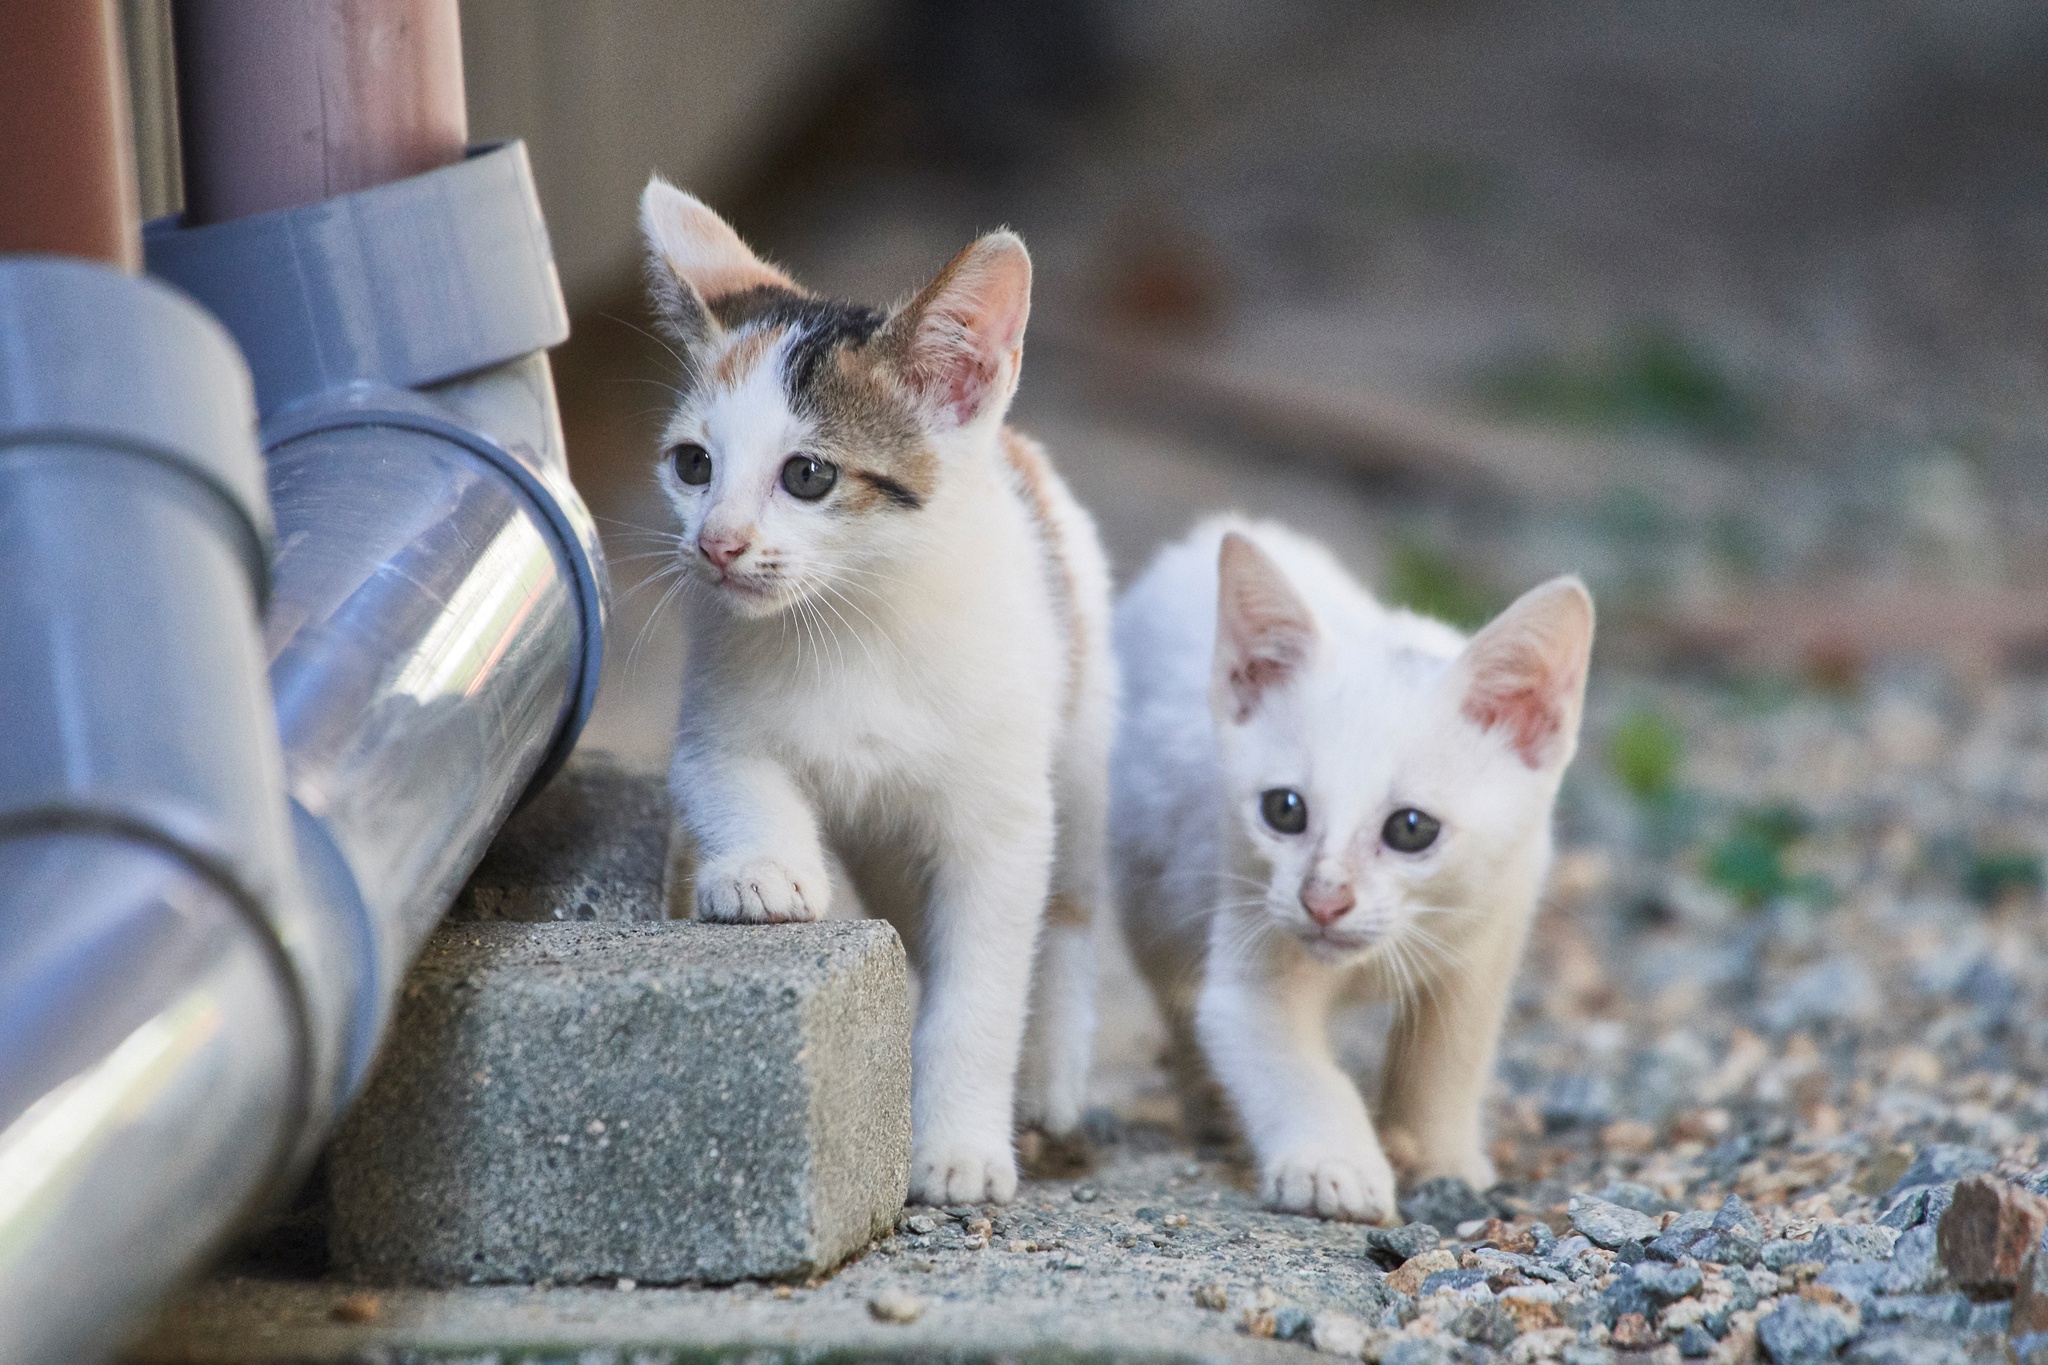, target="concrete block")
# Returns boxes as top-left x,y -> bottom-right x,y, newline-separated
450,750 -> 671,923
330,919 -> 910,1285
